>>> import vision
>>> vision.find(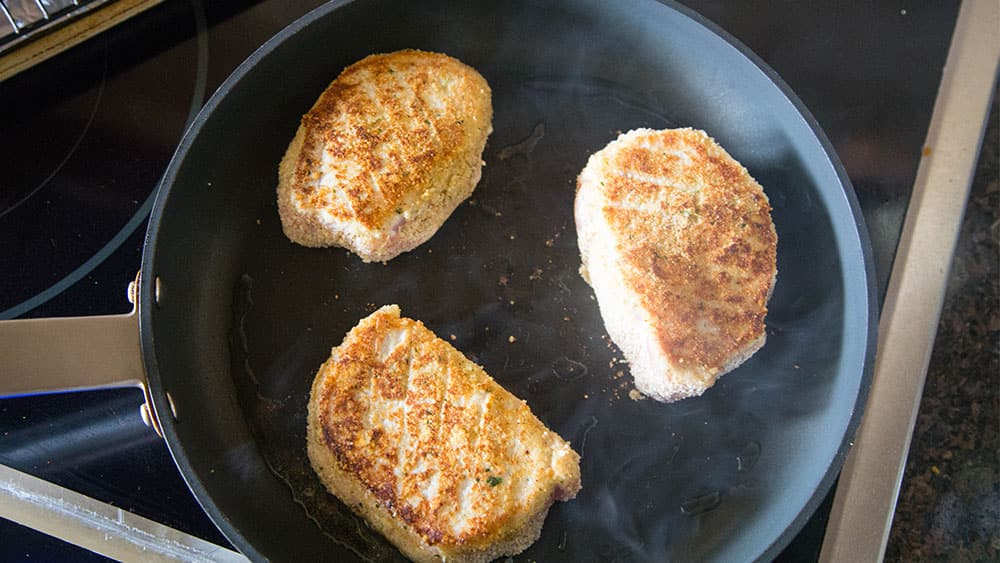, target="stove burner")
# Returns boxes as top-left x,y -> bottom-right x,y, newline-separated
0,2 -> 208,319
0,60 -> 104,221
